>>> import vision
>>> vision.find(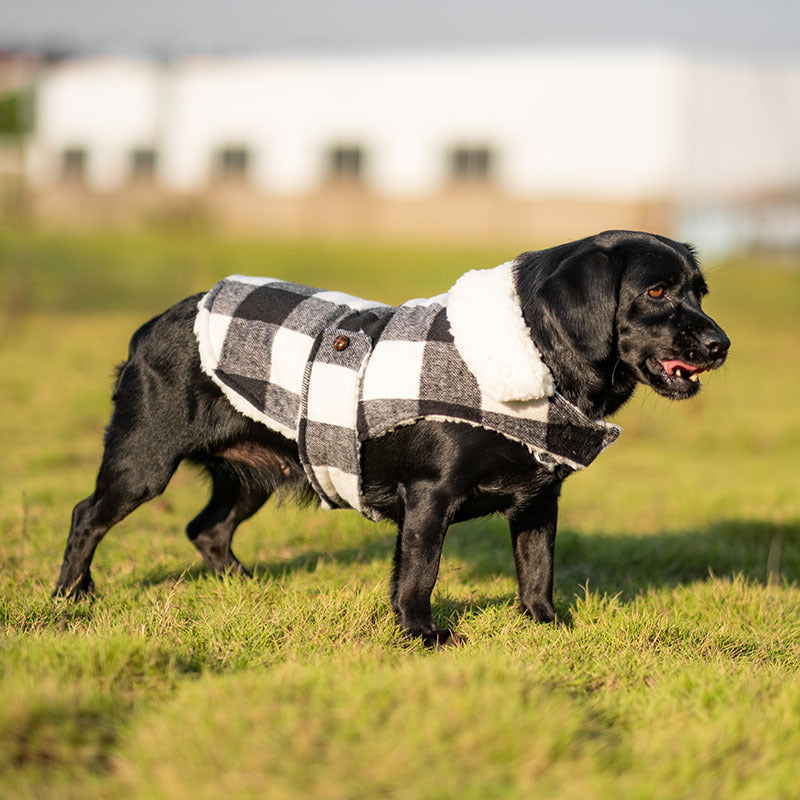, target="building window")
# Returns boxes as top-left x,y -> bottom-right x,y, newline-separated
215,145 -> 250,180
449,146 -> 494,182
130,147 -> 157,181
328,145 -> 365,182
61,147 -> 87,182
